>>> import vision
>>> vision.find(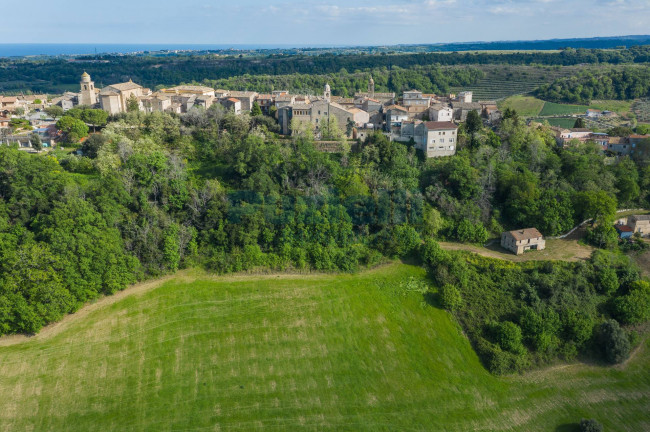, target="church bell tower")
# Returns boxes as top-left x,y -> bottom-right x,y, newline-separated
79,71 -> 97,106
